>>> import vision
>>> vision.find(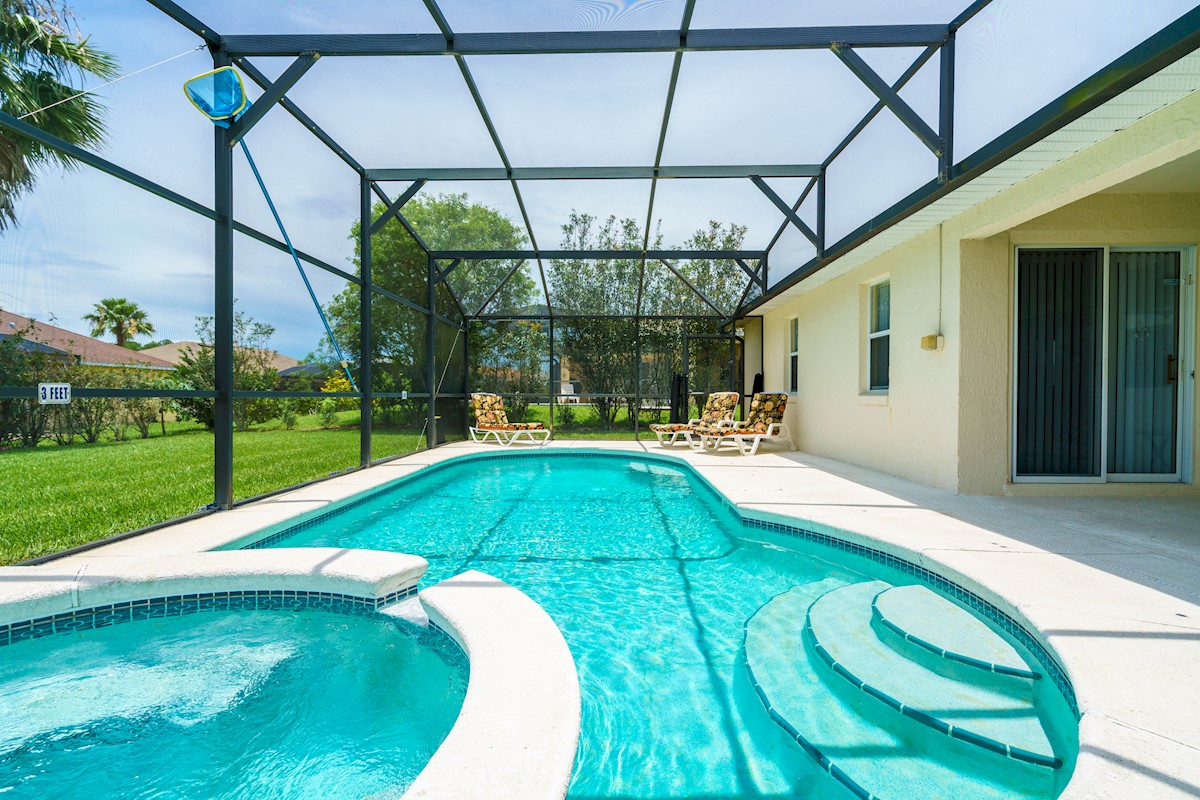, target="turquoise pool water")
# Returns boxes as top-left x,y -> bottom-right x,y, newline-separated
260,452 -> 1076,799
0,608 -> 467,799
